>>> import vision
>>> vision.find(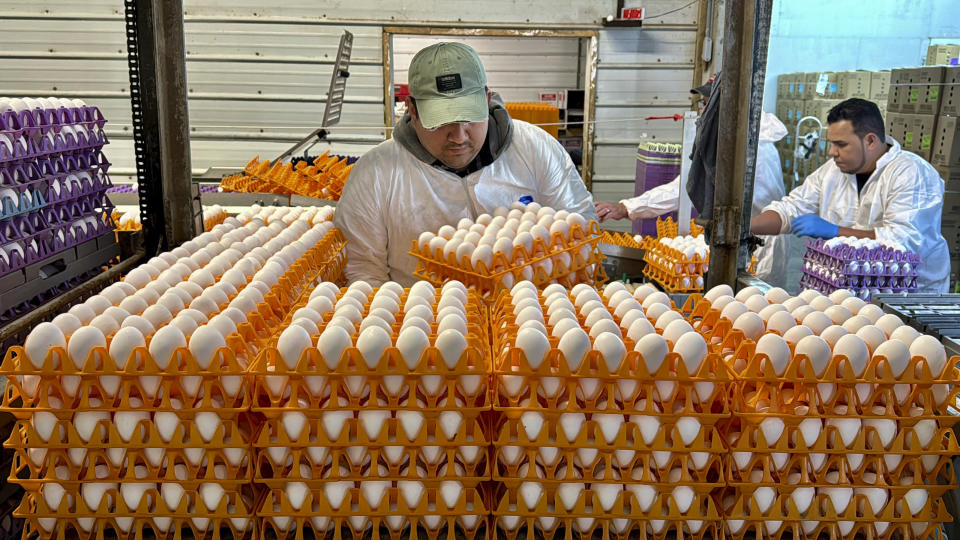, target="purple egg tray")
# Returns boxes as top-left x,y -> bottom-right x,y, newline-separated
800,238 -> 921,299
0,193 -> 114,278
0,150 -> 113,220
0,105 -> 106,142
